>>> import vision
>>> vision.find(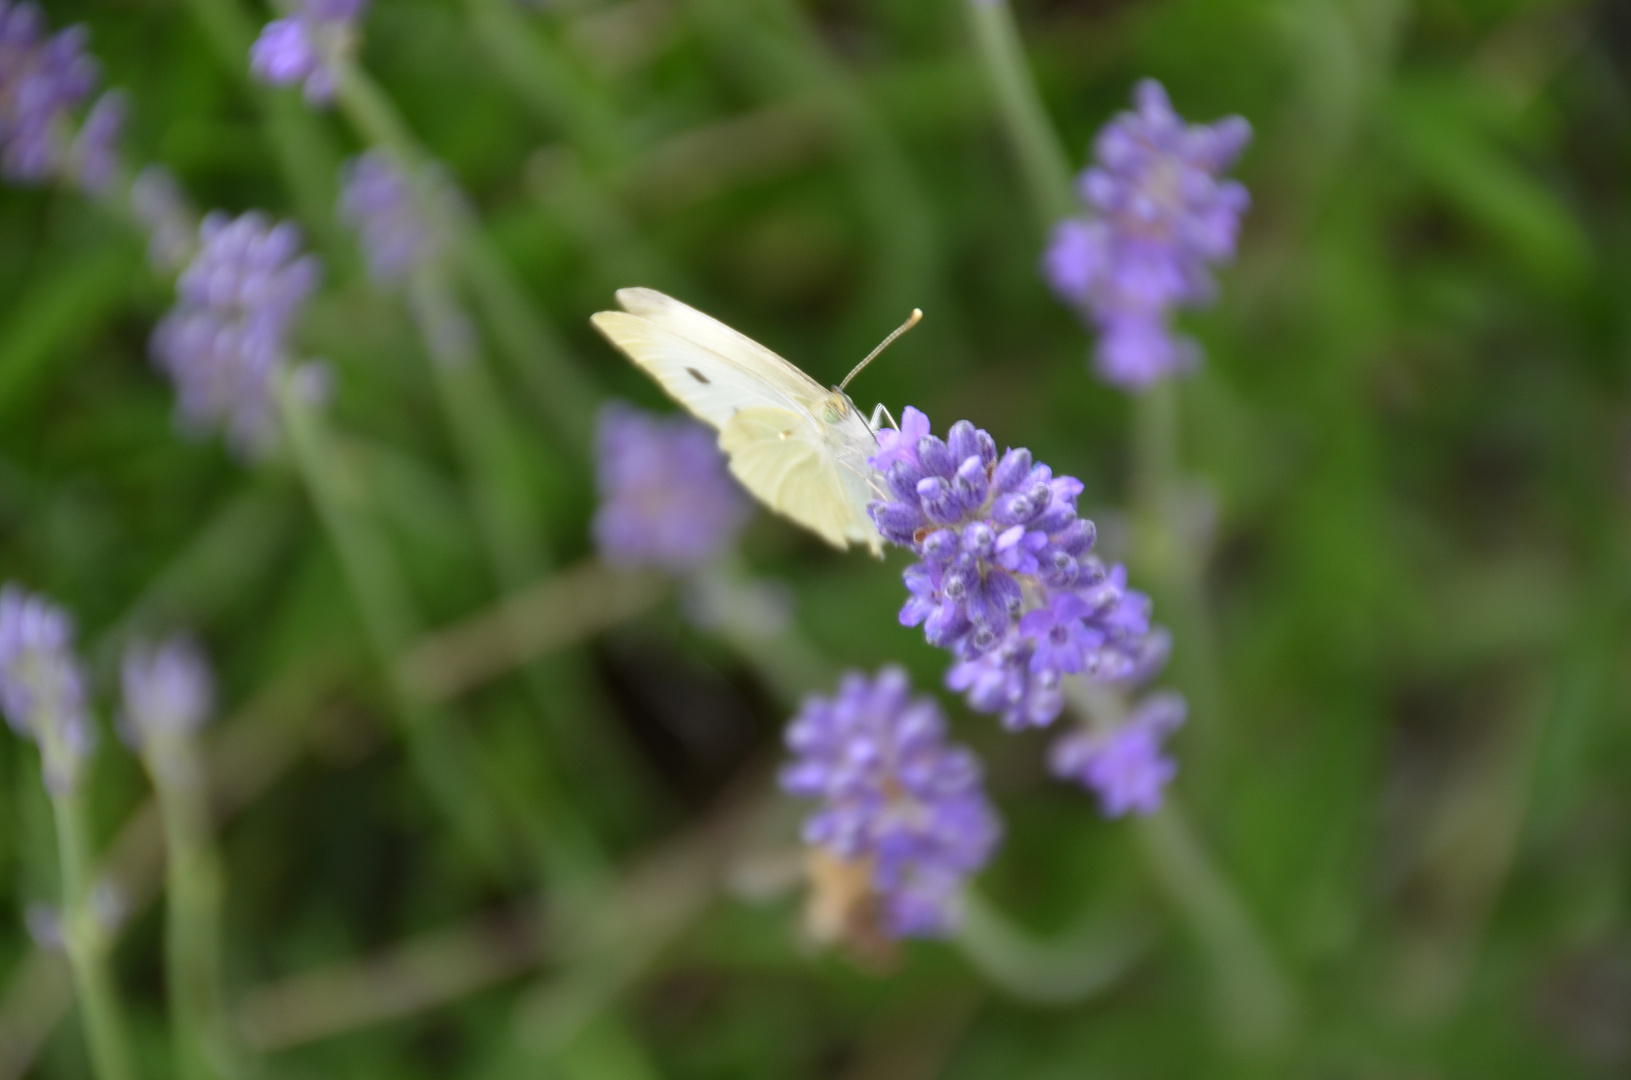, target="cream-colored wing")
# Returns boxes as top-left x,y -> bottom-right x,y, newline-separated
719,407 -> 883,556
610,288 -> 829,407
